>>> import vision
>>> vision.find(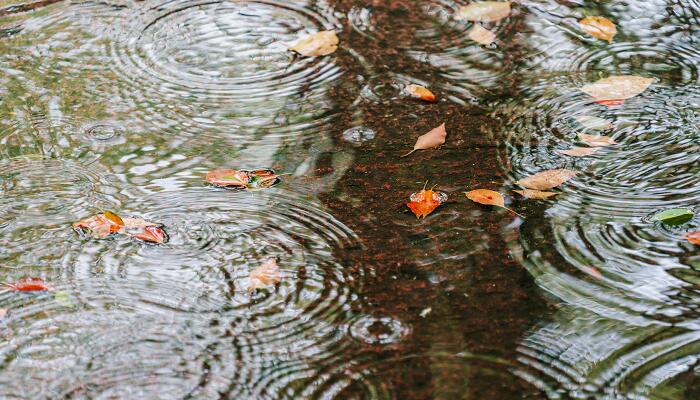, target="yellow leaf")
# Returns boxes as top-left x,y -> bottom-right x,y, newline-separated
580,16 -> 617,43
468,24 -> 496,45
581,75 -> 653,102
288,31 -> 338,57
516,169 -> 577,190
555,146 -> 599,157
513,189 -> 558,200
458,2 -> 511,22
248,259 -> 281,291
578,133 -> 617,147
402,123 -> 447,157
465,189 -> 521,216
